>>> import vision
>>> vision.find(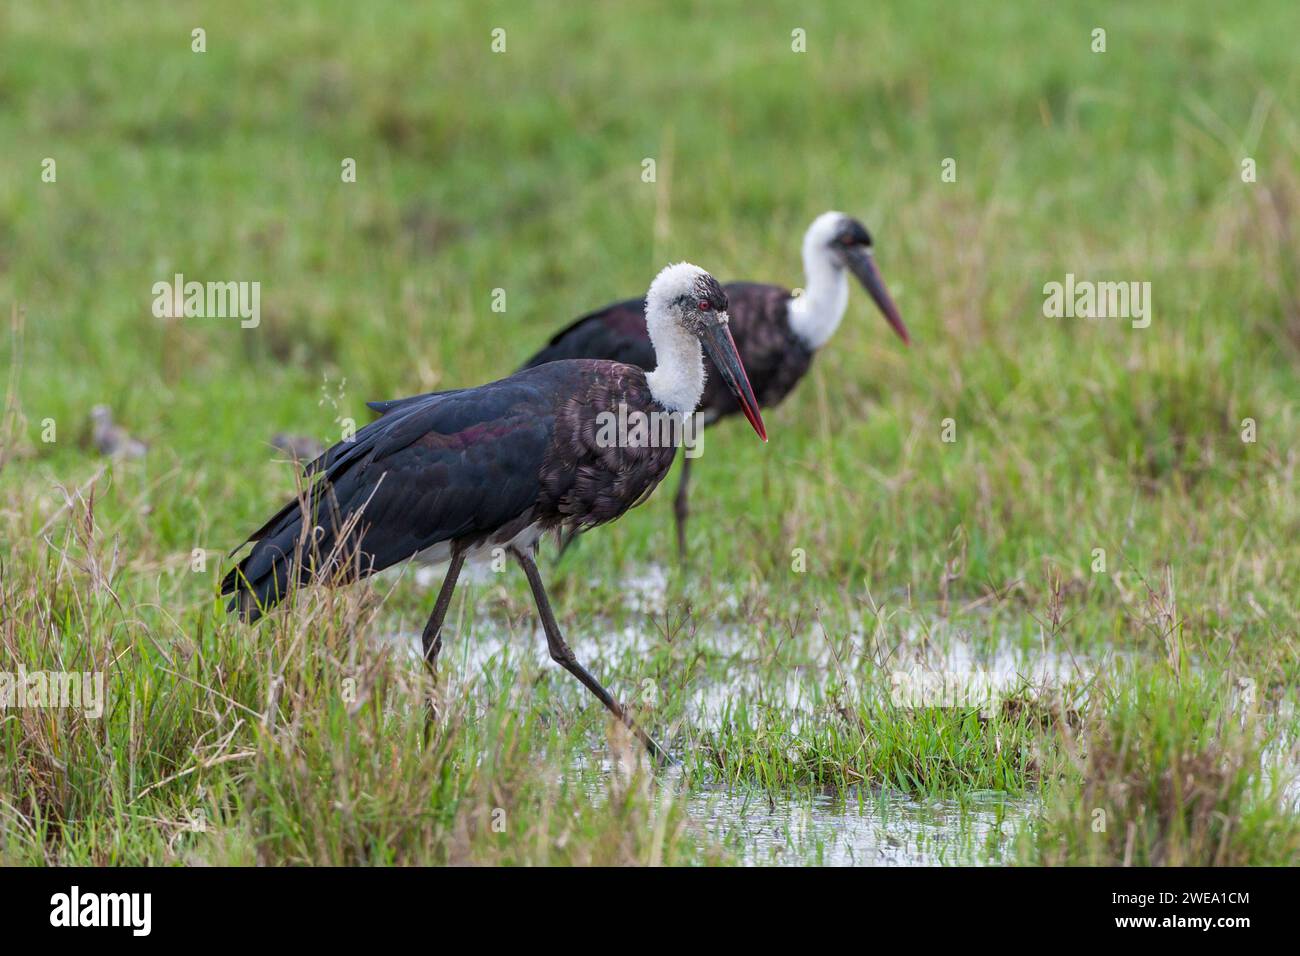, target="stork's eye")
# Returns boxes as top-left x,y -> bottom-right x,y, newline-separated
698,300 -> 712,311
